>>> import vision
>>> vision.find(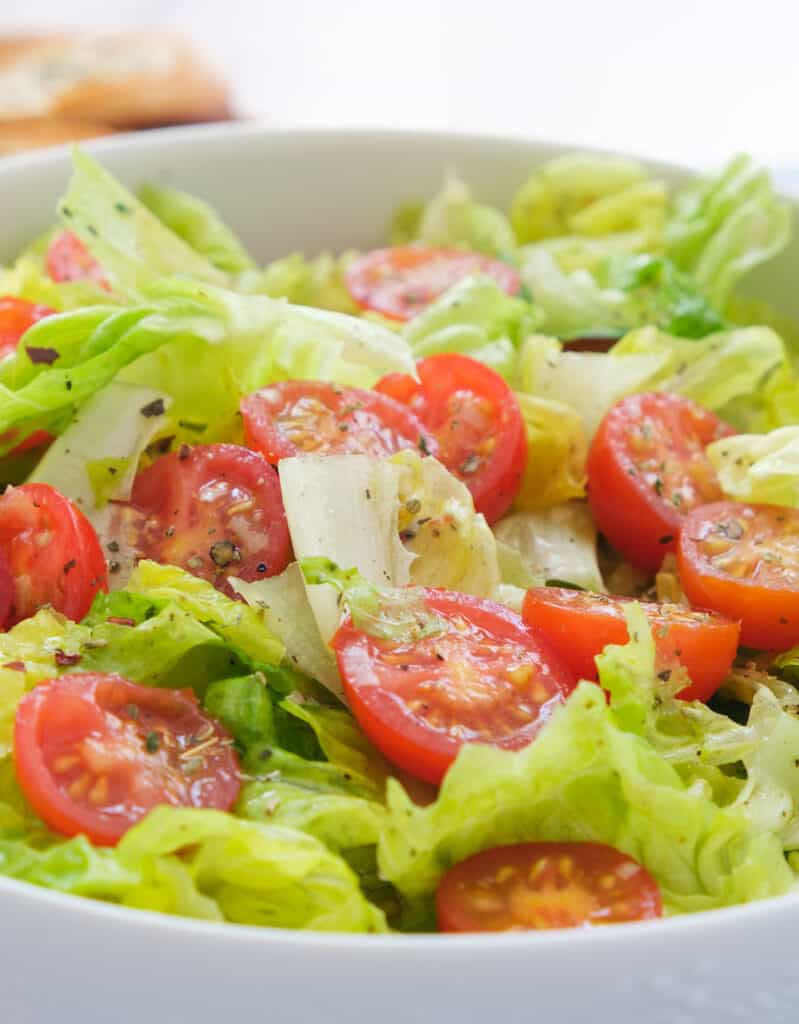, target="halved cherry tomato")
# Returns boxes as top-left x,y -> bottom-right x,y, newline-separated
127,443 -> 291,591
0,550 -> 13,630
14,673 -> 240,845
345,246 -> 521,321
331,589 -> 577,785
436,841 -> 662,932
0,296 -> 55,360
376,354 -> 526,524
46,230 -> 107,286
678,501 -> 799,651
587,392 -> 735,572
0,296 -> 56,456
522,587 -> 740,702
0,483 -> 107,626
241,381 -> 435,463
